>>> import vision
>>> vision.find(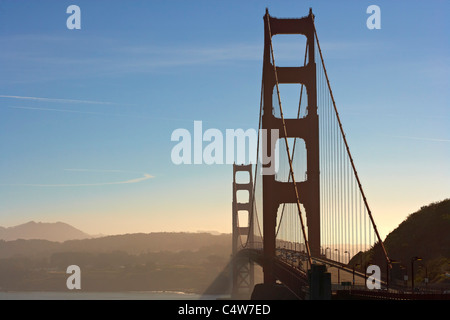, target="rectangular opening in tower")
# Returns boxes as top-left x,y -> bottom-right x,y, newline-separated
236,189 -> 250,204
237,210 -> 249,229
272,83 -> 308,120
275,137 -> 307,183
270,34 -> 308,67
235,170 -> 250,184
